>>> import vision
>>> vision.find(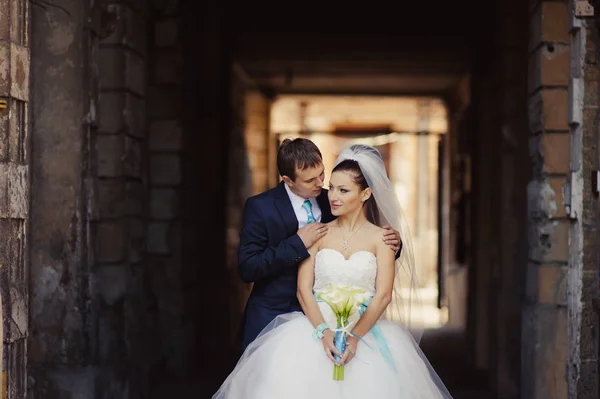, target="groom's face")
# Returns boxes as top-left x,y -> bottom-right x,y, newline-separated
285,163 -> 325,199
